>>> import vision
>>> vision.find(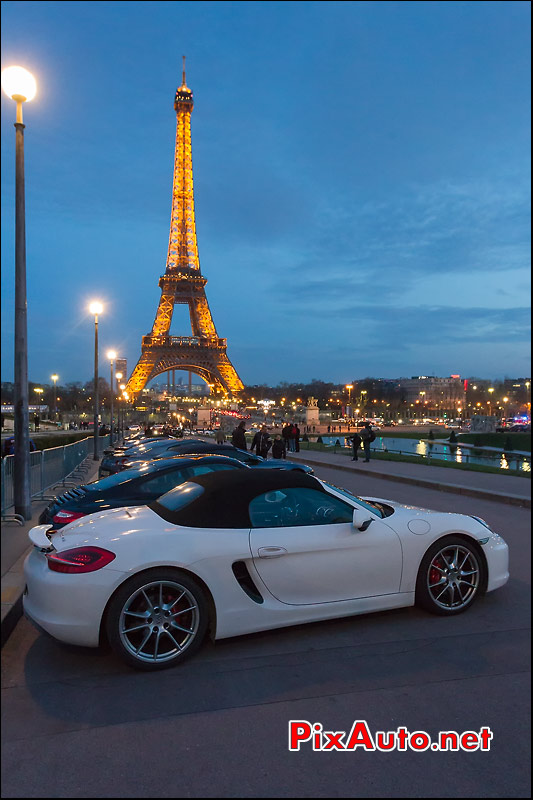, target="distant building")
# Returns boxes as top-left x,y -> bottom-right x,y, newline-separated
503,378 -> 531,406
115,358 -> 127,383
397,375 -> 465,414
